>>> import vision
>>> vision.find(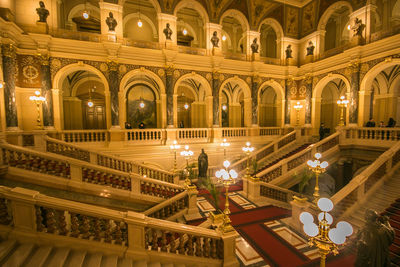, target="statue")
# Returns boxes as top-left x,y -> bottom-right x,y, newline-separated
198,149 -> 208,178
251,38 -> 259,53
36,1 -> 49,23
106,12 -> 118,32
306,41 -> 315,56
211,31 -> 219,48
163,23 -> 173,40
351,18 -> 365,37
355,209 -> 395,267
285,45 -> 293,59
